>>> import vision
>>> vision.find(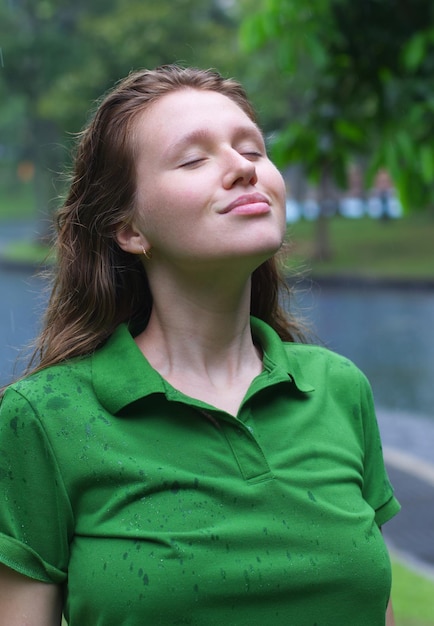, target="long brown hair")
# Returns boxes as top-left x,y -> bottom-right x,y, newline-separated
27,65 -> 305,376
